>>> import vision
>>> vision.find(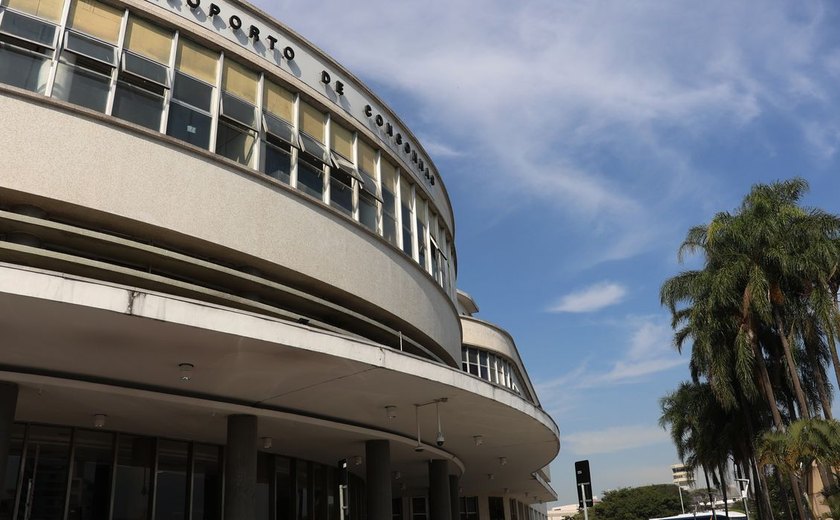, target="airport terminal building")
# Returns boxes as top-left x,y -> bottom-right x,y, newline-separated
0,0 -> 560,517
